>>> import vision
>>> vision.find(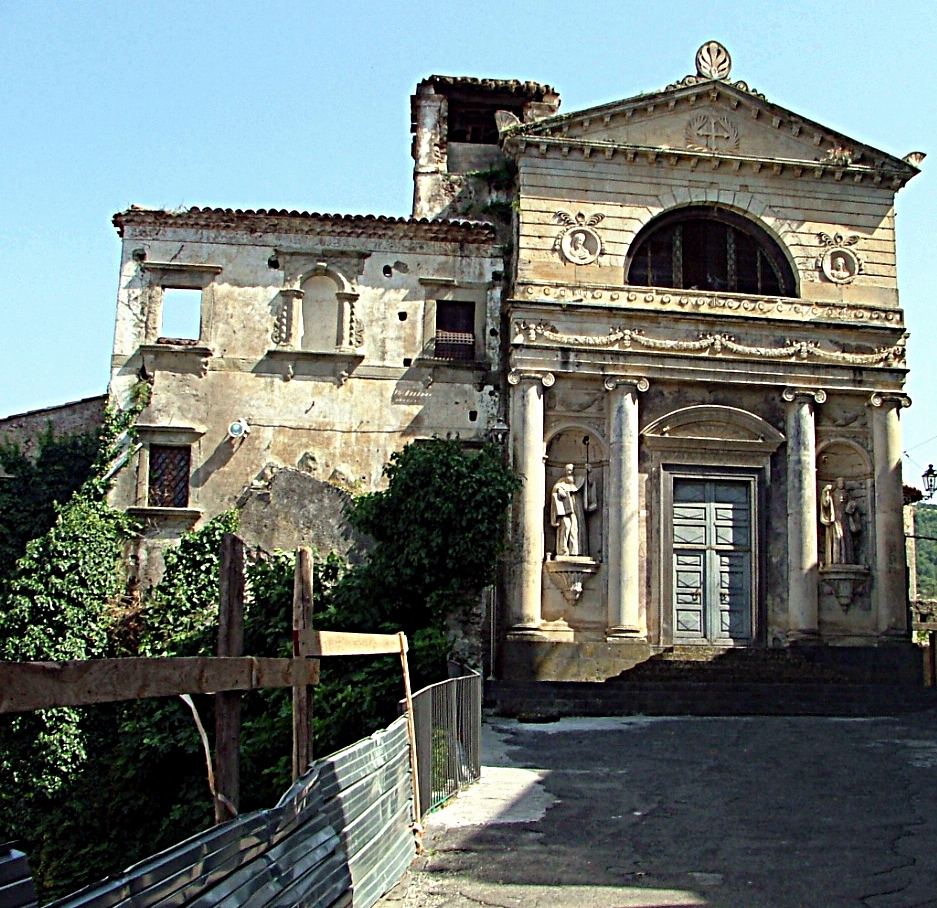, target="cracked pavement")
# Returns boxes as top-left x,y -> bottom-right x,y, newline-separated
378,711 -> 937,908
